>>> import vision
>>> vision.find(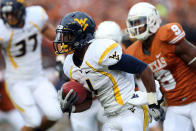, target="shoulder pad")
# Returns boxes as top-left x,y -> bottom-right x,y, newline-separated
0,20 -> 10,44
158,23 -> 185,44
26,6 -> 48,31
86,39 -> 122,67
125,40 -> 140,56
